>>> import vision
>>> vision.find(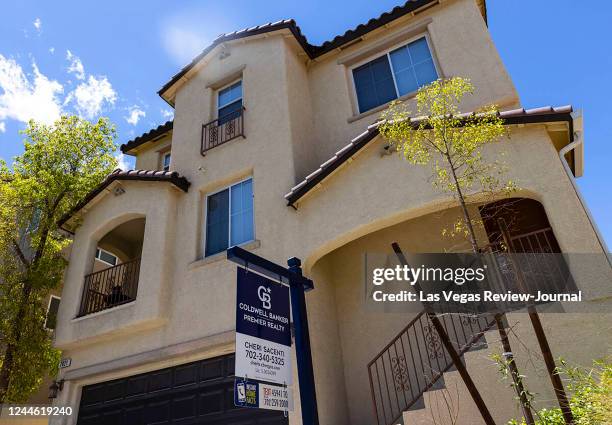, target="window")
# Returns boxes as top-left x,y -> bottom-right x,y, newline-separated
352,37 -> 438,113
95,247 -> 118,266
205,179 -> 254,257
45,296 -> 61,330
217,80 -> 242,125
162,152 -> 171,171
